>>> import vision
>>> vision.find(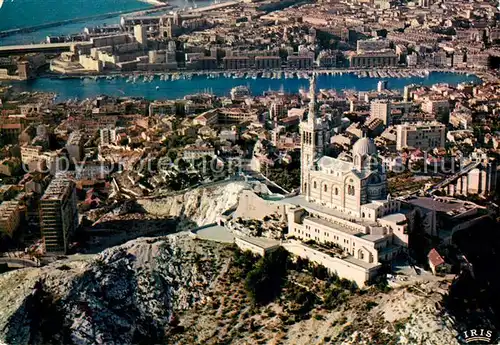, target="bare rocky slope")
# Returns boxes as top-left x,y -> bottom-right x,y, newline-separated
137,181 -> 248,229
0,235 -> 233,345
0,233 -> 460,345
83,181 -> 249,251
170,265 -> 460,345
0,181 -> 463,344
